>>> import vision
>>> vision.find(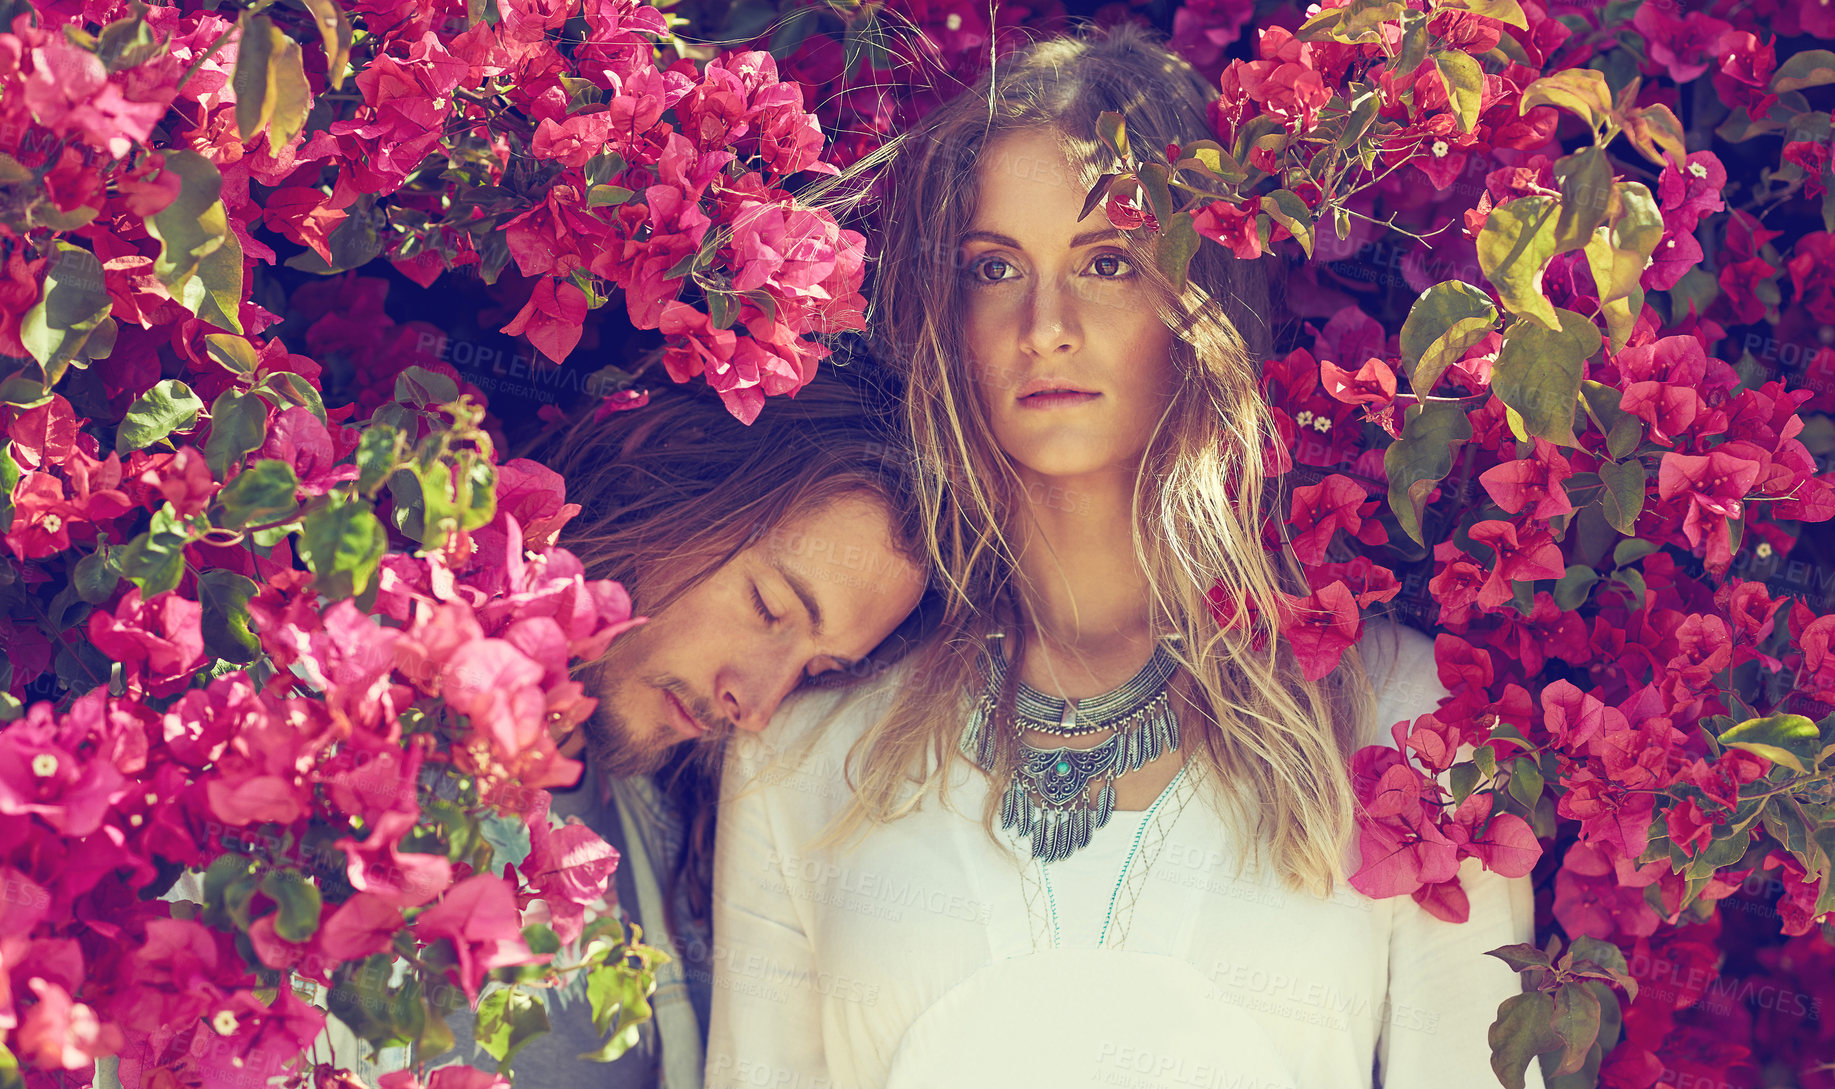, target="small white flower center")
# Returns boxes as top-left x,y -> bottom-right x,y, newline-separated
1688,161 -> 1709,178
1296,409 -> 1314,427
1314,417 -> 1332,433
1431,140 -> 1449,158
945,12 -> 962,30
31,753 -> 57,777
40,514 -> 61,534
1757,541 -> 1775,559
212,1011 -> 239,1035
